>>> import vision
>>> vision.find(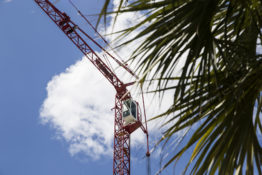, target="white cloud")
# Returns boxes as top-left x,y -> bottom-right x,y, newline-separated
40,0 -> 178,160
40,59 -> 115,159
